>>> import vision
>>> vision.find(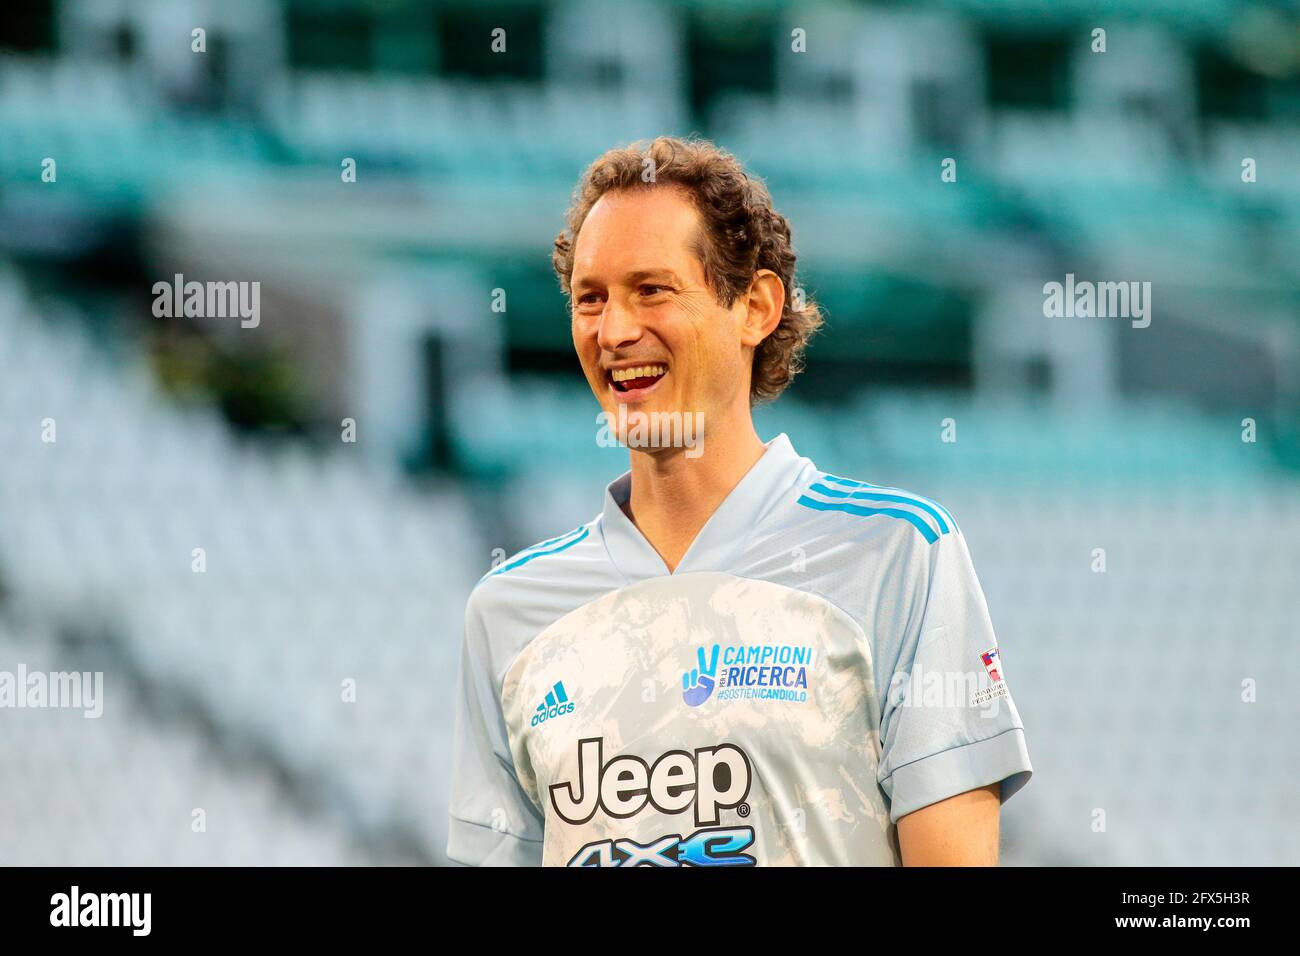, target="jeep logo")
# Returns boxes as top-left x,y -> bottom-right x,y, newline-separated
549,738 -> 752,827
